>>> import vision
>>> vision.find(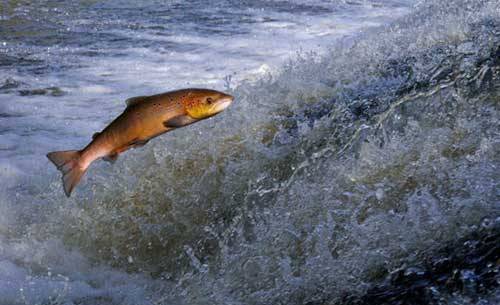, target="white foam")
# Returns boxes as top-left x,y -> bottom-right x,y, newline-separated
79,85 -> 115,94
1,1 -> 450,304
0,238 -> 160,305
